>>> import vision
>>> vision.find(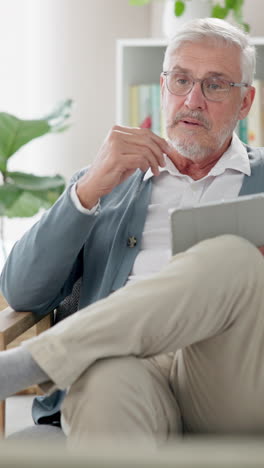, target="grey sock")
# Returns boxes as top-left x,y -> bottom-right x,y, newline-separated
0,346 -> 49,400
